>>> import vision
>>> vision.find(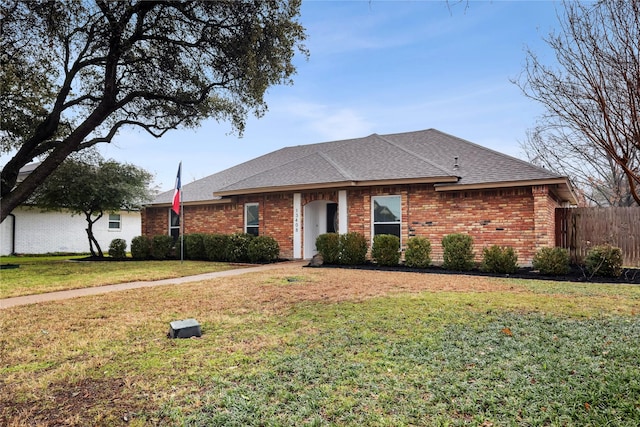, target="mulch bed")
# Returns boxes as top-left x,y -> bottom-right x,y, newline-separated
312,262 -> 640,285
75,255 -> 640,285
